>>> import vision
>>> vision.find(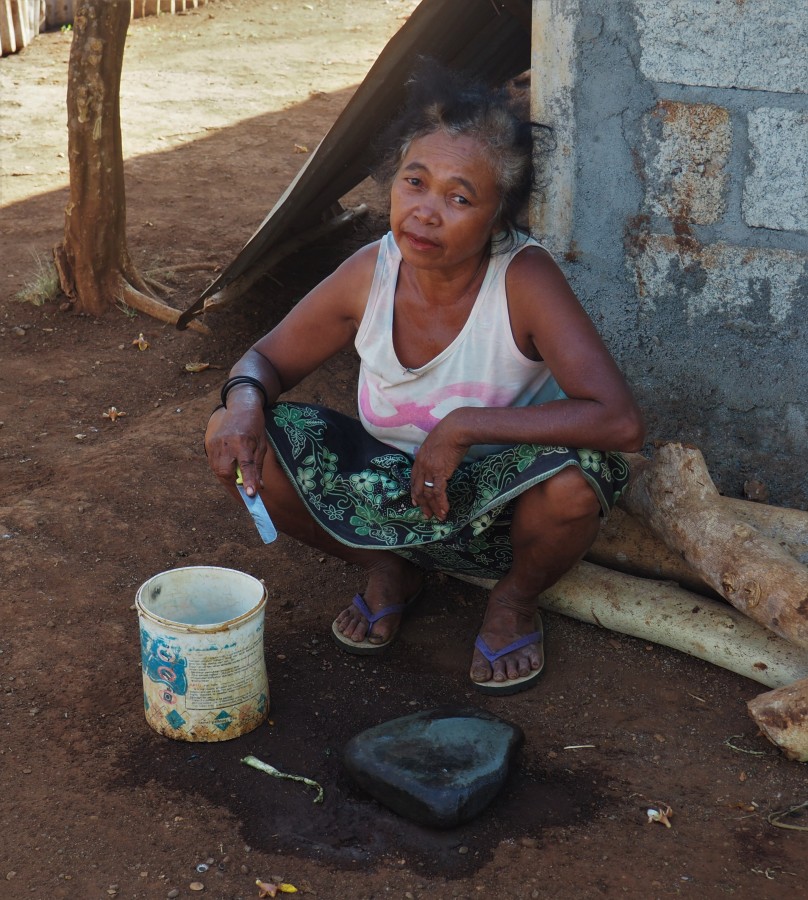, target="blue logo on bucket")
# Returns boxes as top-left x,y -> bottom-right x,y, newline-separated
166,710 -> 186,729
214,710 -> 233,732
140,628 -> 188,704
